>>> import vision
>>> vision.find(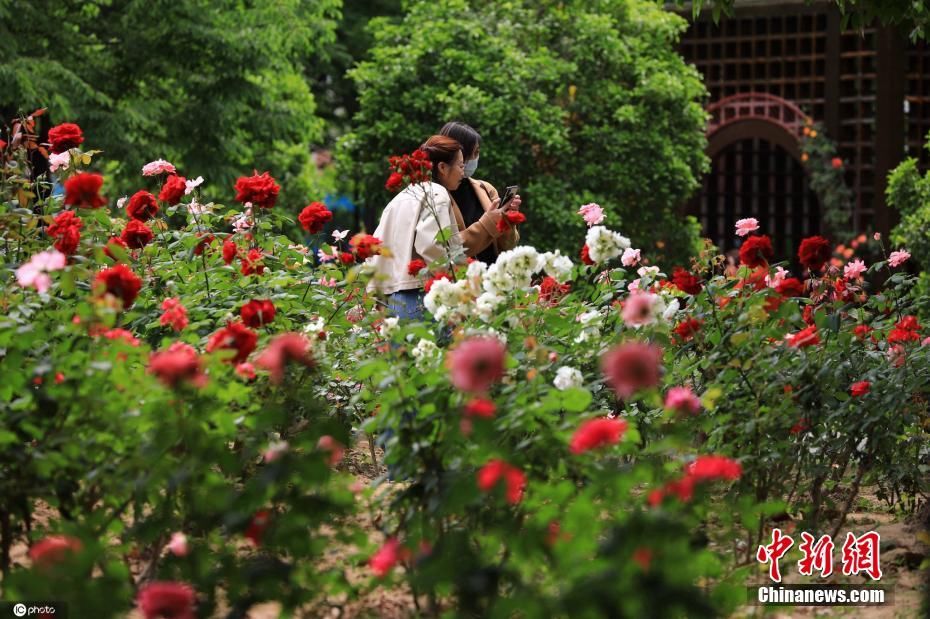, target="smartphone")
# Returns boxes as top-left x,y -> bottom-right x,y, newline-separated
499,185 -> 519,210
